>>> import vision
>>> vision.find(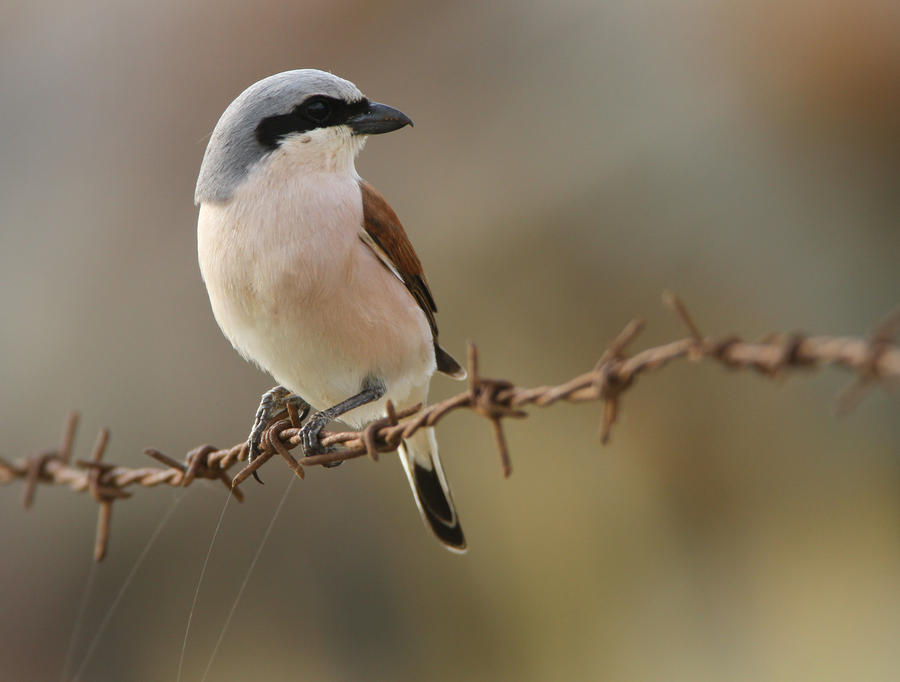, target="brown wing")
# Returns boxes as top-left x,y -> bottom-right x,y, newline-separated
359,180 -> 465,379
360,180 -> 437,335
